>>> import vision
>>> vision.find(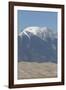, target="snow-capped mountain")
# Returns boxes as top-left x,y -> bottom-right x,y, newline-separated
19,27 -> 57,40
18,26 -> 57,63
